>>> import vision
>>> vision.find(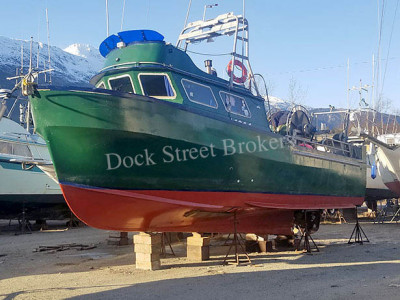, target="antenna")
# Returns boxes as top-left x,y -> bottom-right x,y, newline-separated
36,40 -> 40,70
20,41 -> 24,76
43,57 -> 47,83
106,0 -> 110,36
37,11 -> 41,71
29,37 -> 33,74
350,79 -> 372,133
121,0 -> 126,31
202,3 -> 218,21
46,8 -> 52,84
346,58 -> 349,109
183,0 -> 192,29
371,54 -> 376,135
242,0 -> 245,62
375,0 -> 385,107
